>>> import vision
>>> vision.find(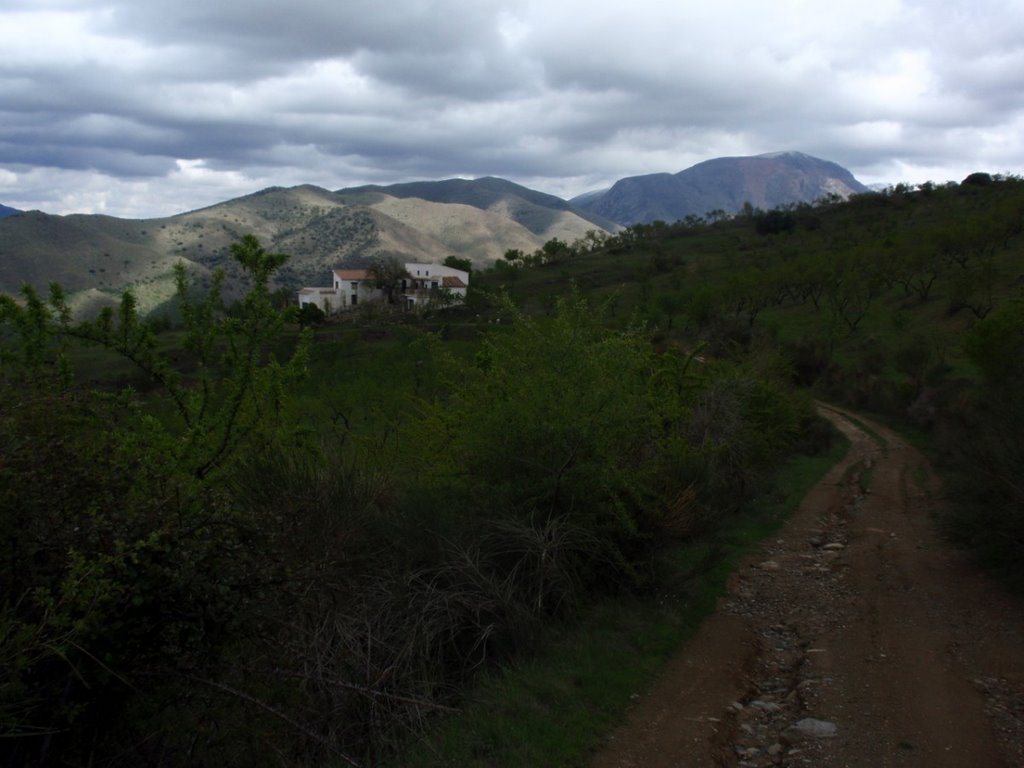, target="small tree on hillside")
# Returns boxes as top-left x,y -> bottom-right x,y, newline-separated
443,255 -> 472,273
368,255 -> 411,305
